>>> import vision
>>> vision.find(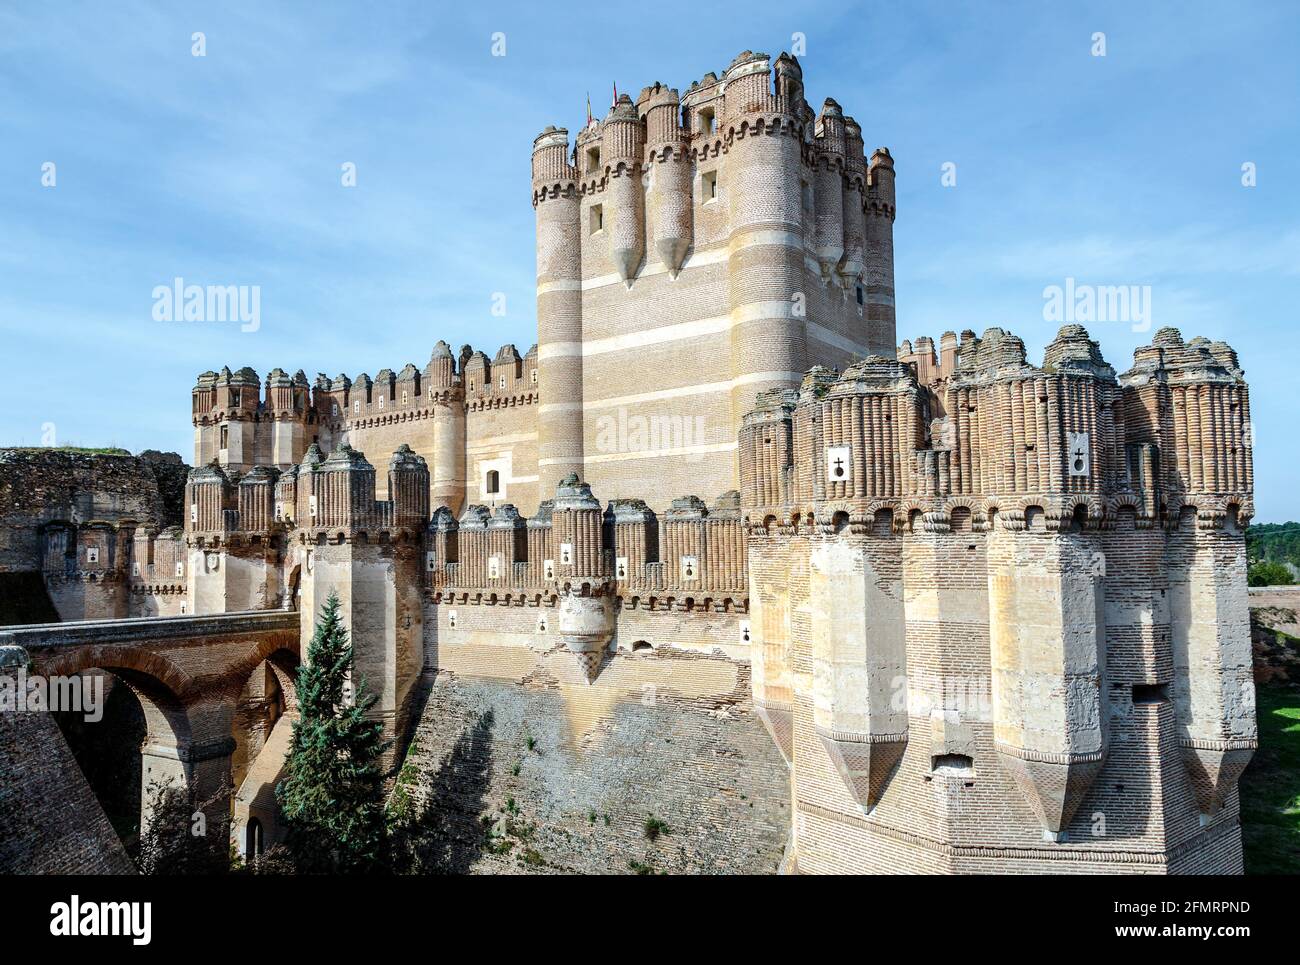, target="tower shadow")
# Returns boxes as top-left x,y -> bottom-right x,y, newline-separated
395,708 -> 495,874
